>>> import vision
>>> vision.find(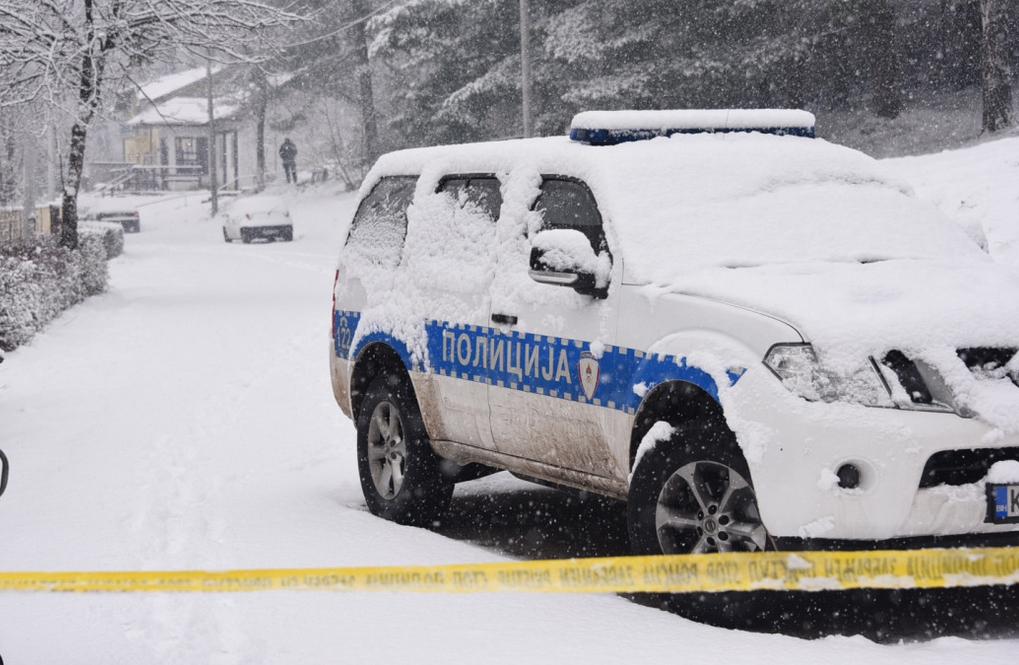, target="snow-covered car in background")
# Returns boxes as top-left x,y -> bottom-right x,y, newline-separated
329,109 -> 1019,556
81,202 -> 141,233
222,196 -> 293,243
